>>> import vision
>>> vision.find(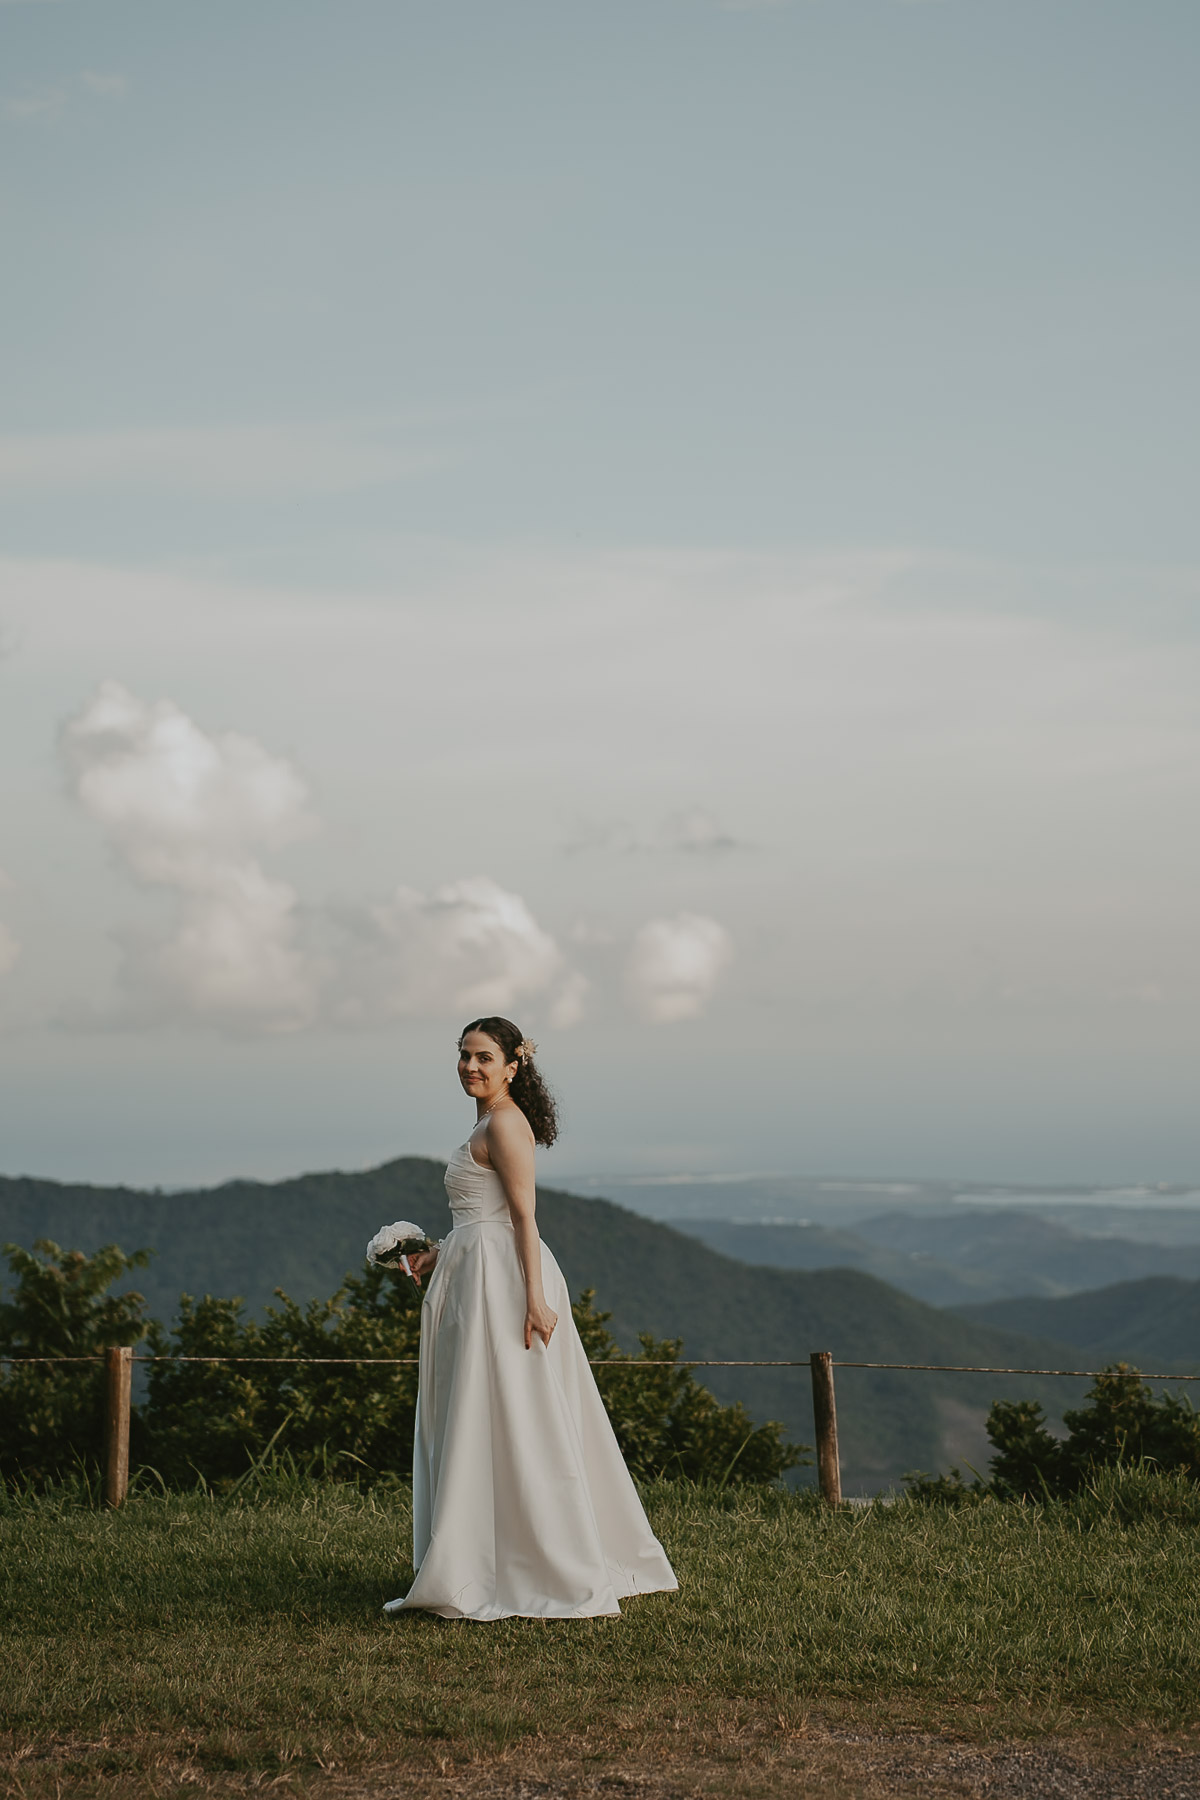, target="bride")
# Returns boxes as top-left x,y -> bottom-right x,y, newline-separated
384,1015 -> 678,1621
